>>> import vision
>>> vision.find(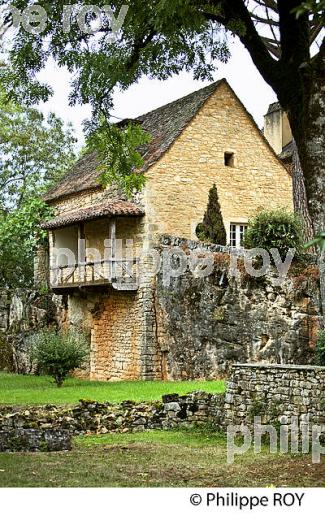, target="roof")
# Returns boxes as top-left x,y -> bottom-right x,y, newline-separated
279,140 -> 294,163
266,101 -> 282,116
41,201 -> 145,230
44,151 -> 101,202
44,80 -> 223,202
